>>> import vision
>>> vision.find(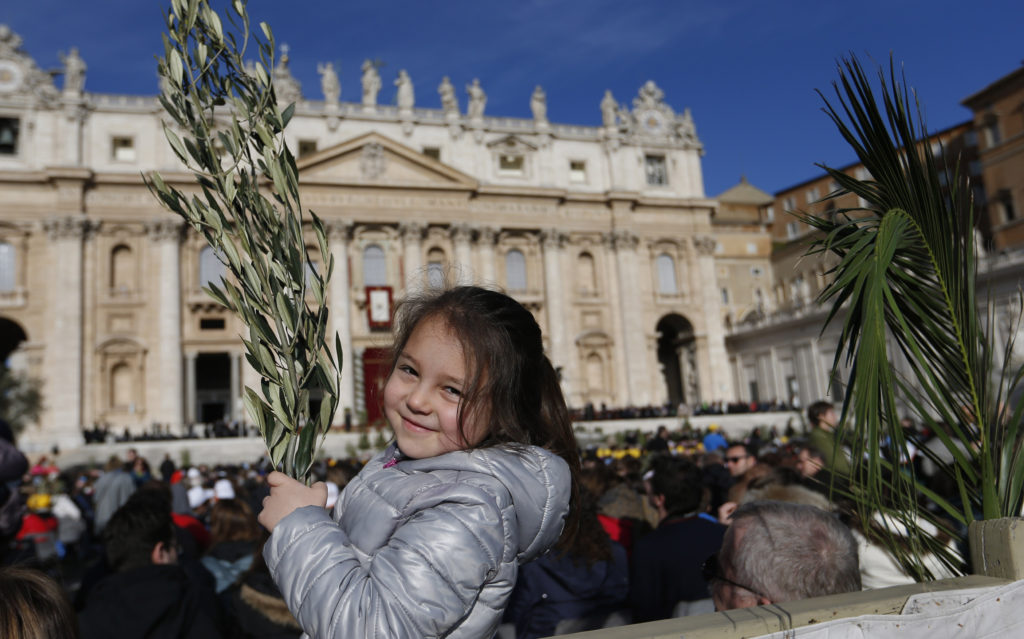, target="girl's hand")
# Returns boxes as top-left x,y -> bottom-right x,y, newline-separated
258,471 -> 329,532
